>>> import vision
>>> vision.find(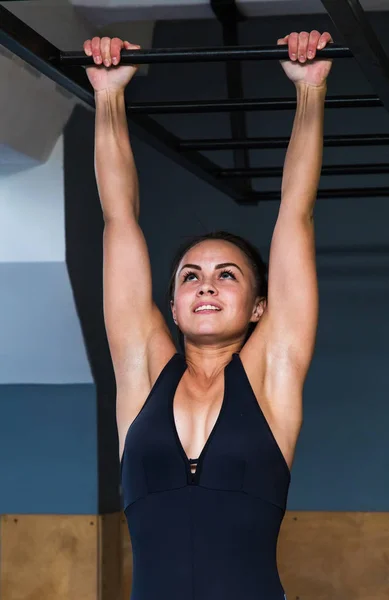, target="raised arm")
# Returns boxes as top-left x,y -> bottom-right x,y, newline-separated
244,31 -> 332,391
84,38 -> 175,417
